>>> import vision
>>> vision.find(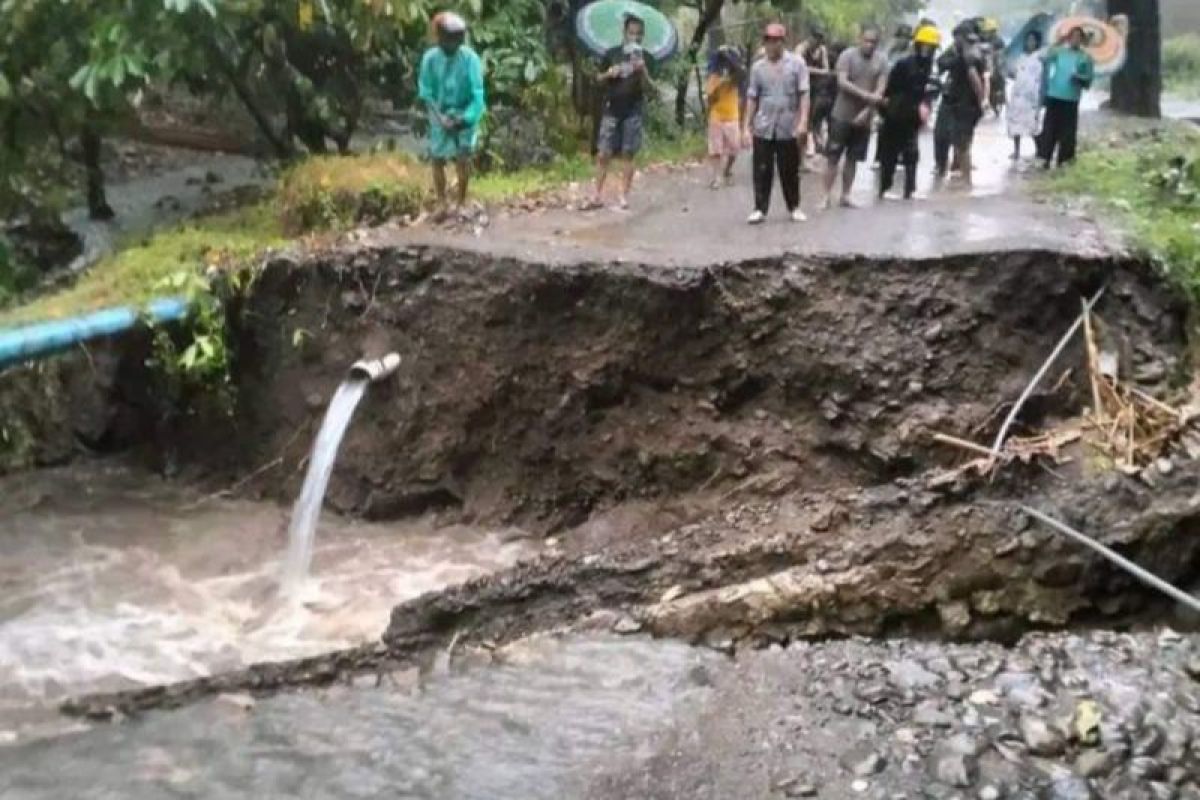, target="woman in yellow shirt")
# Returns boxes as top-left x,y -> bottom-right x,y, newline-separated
706,46 -> 744,189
